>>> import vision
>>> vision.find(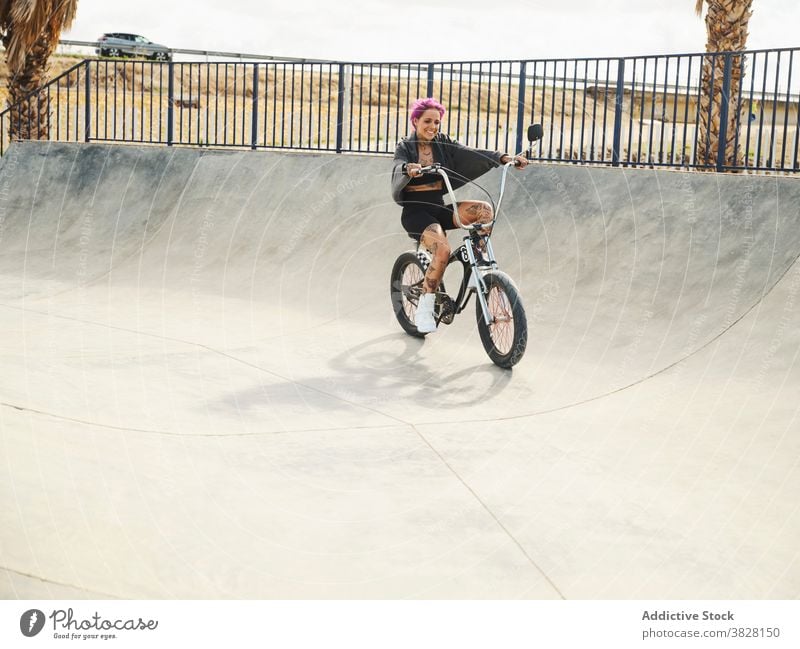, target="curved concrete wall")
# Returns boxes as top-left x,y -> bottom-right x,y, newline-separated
1,141 -> 798,599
